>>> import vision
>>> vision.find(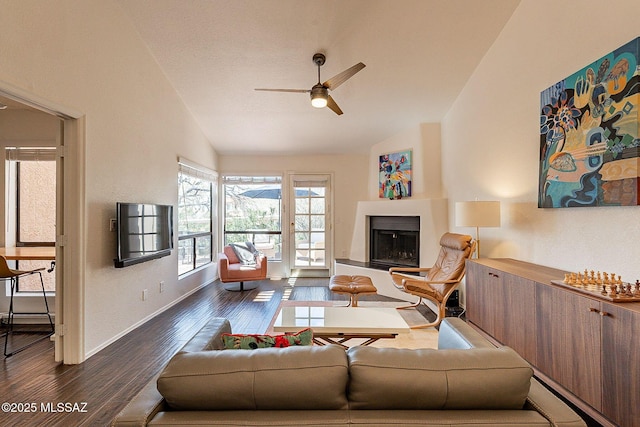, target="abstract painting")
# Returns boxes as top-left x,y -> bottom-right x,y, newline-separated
379,150 -> 412,199
539,37 -> 640,208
